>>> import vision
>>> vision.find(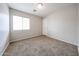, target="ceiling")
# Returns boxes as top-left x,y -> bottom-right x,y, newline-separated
8,3 -> 73,18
